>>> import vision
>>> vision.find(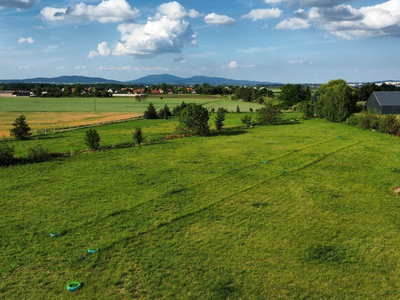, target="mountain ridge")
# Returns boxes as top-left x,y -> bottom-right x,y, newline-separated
0,74 -> 279,86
